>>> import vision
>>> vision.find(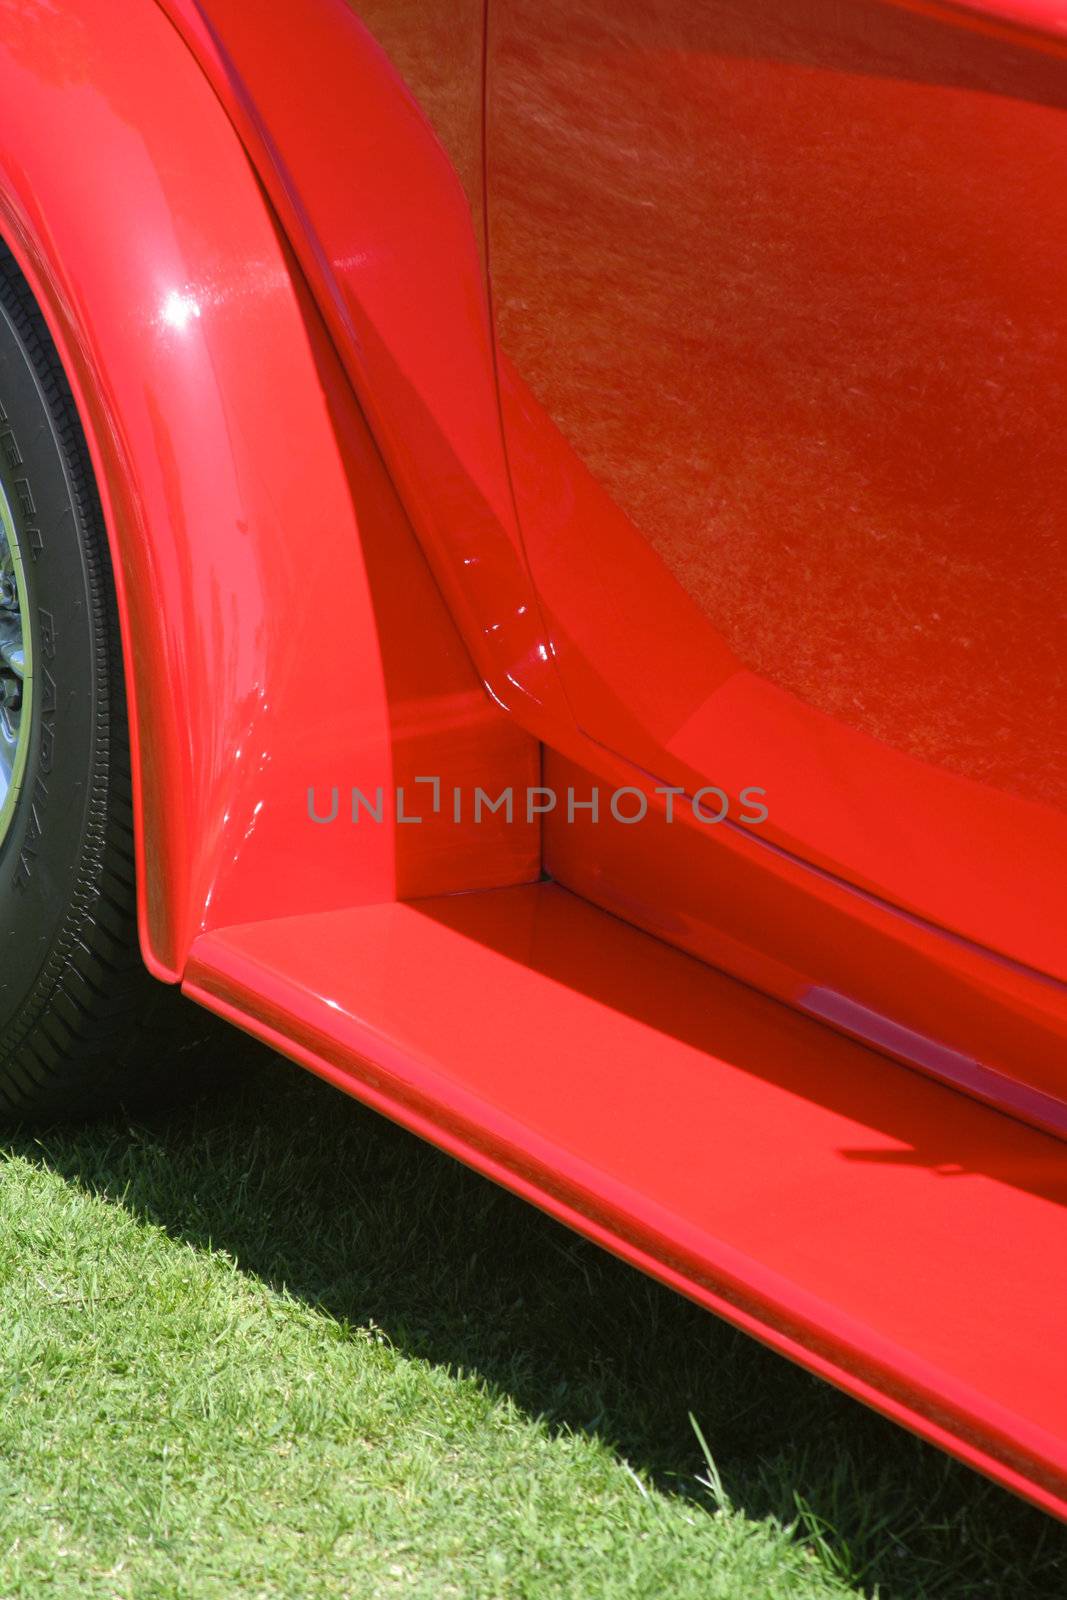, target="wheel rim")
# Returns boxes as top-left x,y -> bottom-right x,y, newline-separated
0,478 -> 33,848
